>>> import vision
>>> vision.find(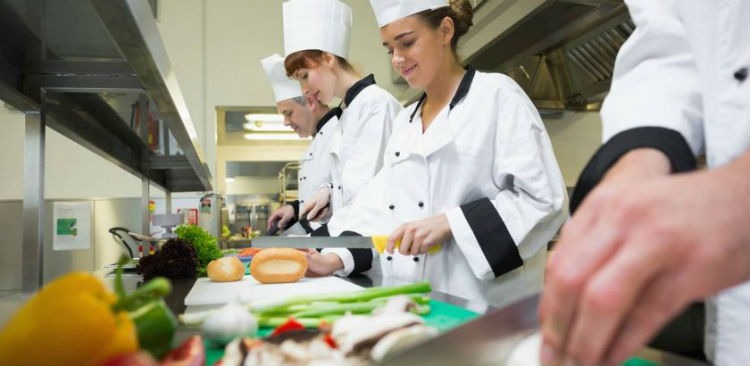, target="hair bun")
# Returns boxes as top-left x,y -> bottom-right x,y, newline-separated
451,0 -> 474,27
